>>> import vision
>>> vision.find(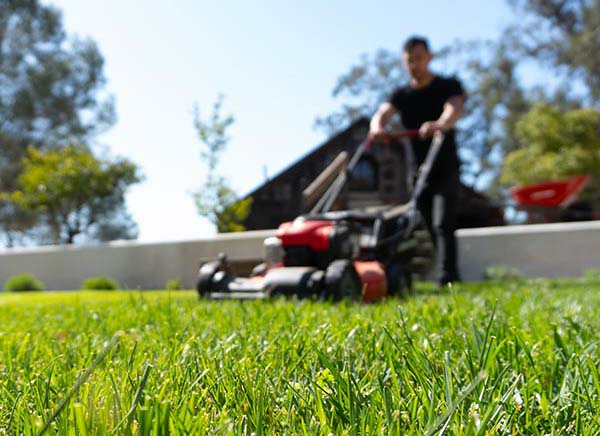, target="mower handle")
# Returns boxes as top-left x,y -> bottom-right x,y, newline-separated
311,129 -> 443,214
386,129 -> 421,140
365,129 -> 421,148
